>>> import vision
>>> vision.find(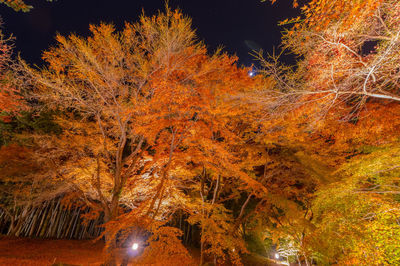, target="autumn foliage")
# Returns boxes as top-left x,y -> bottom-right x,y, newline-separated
0,1 -> 400,265
20,8 -> 264,265
0,30 -> 26,120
